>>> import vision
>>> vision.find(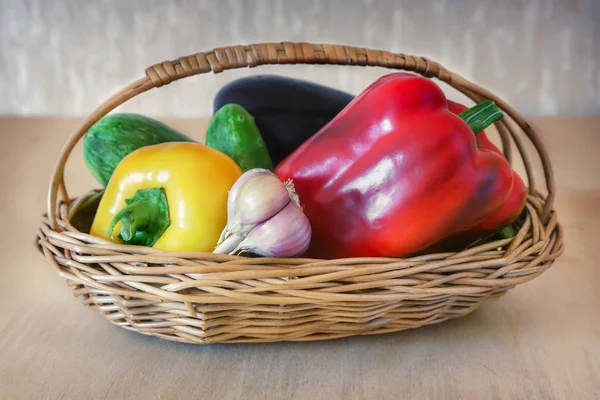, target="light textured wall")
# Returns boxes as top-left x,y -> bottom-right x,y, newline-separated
1,0 -> 598,117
